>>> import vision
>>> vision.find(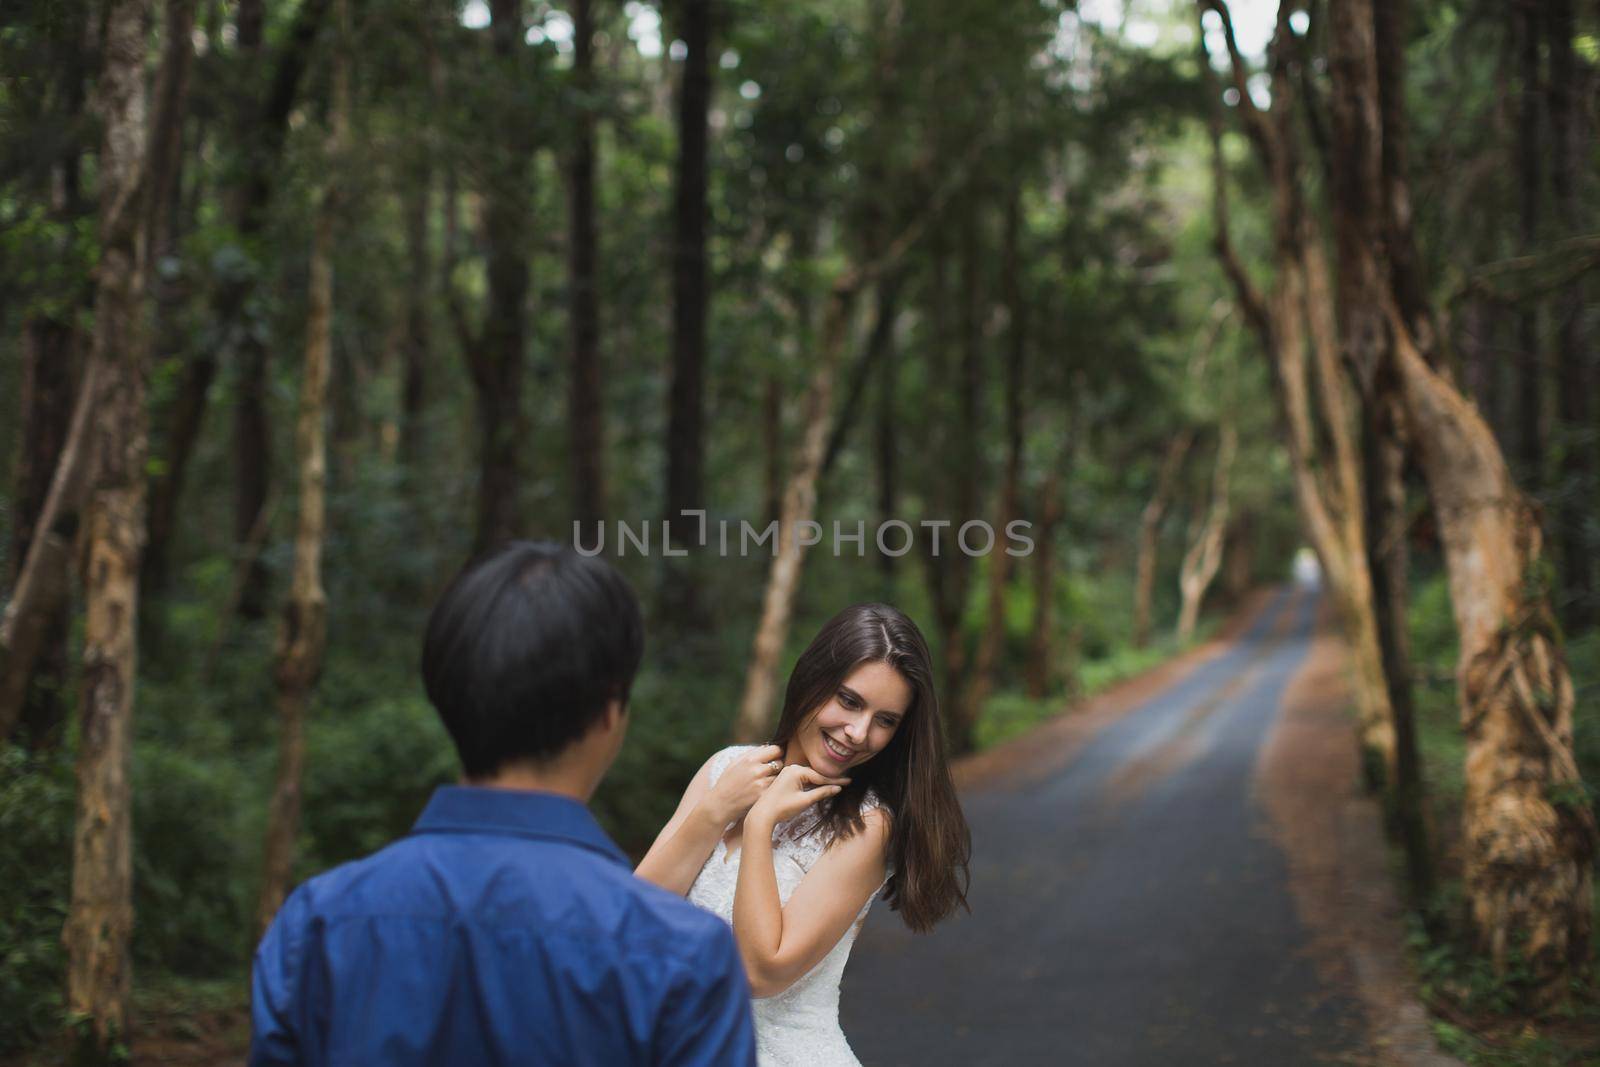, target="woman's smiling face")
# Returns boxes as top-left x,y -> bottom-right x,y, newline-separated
789,660 -> 912,775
